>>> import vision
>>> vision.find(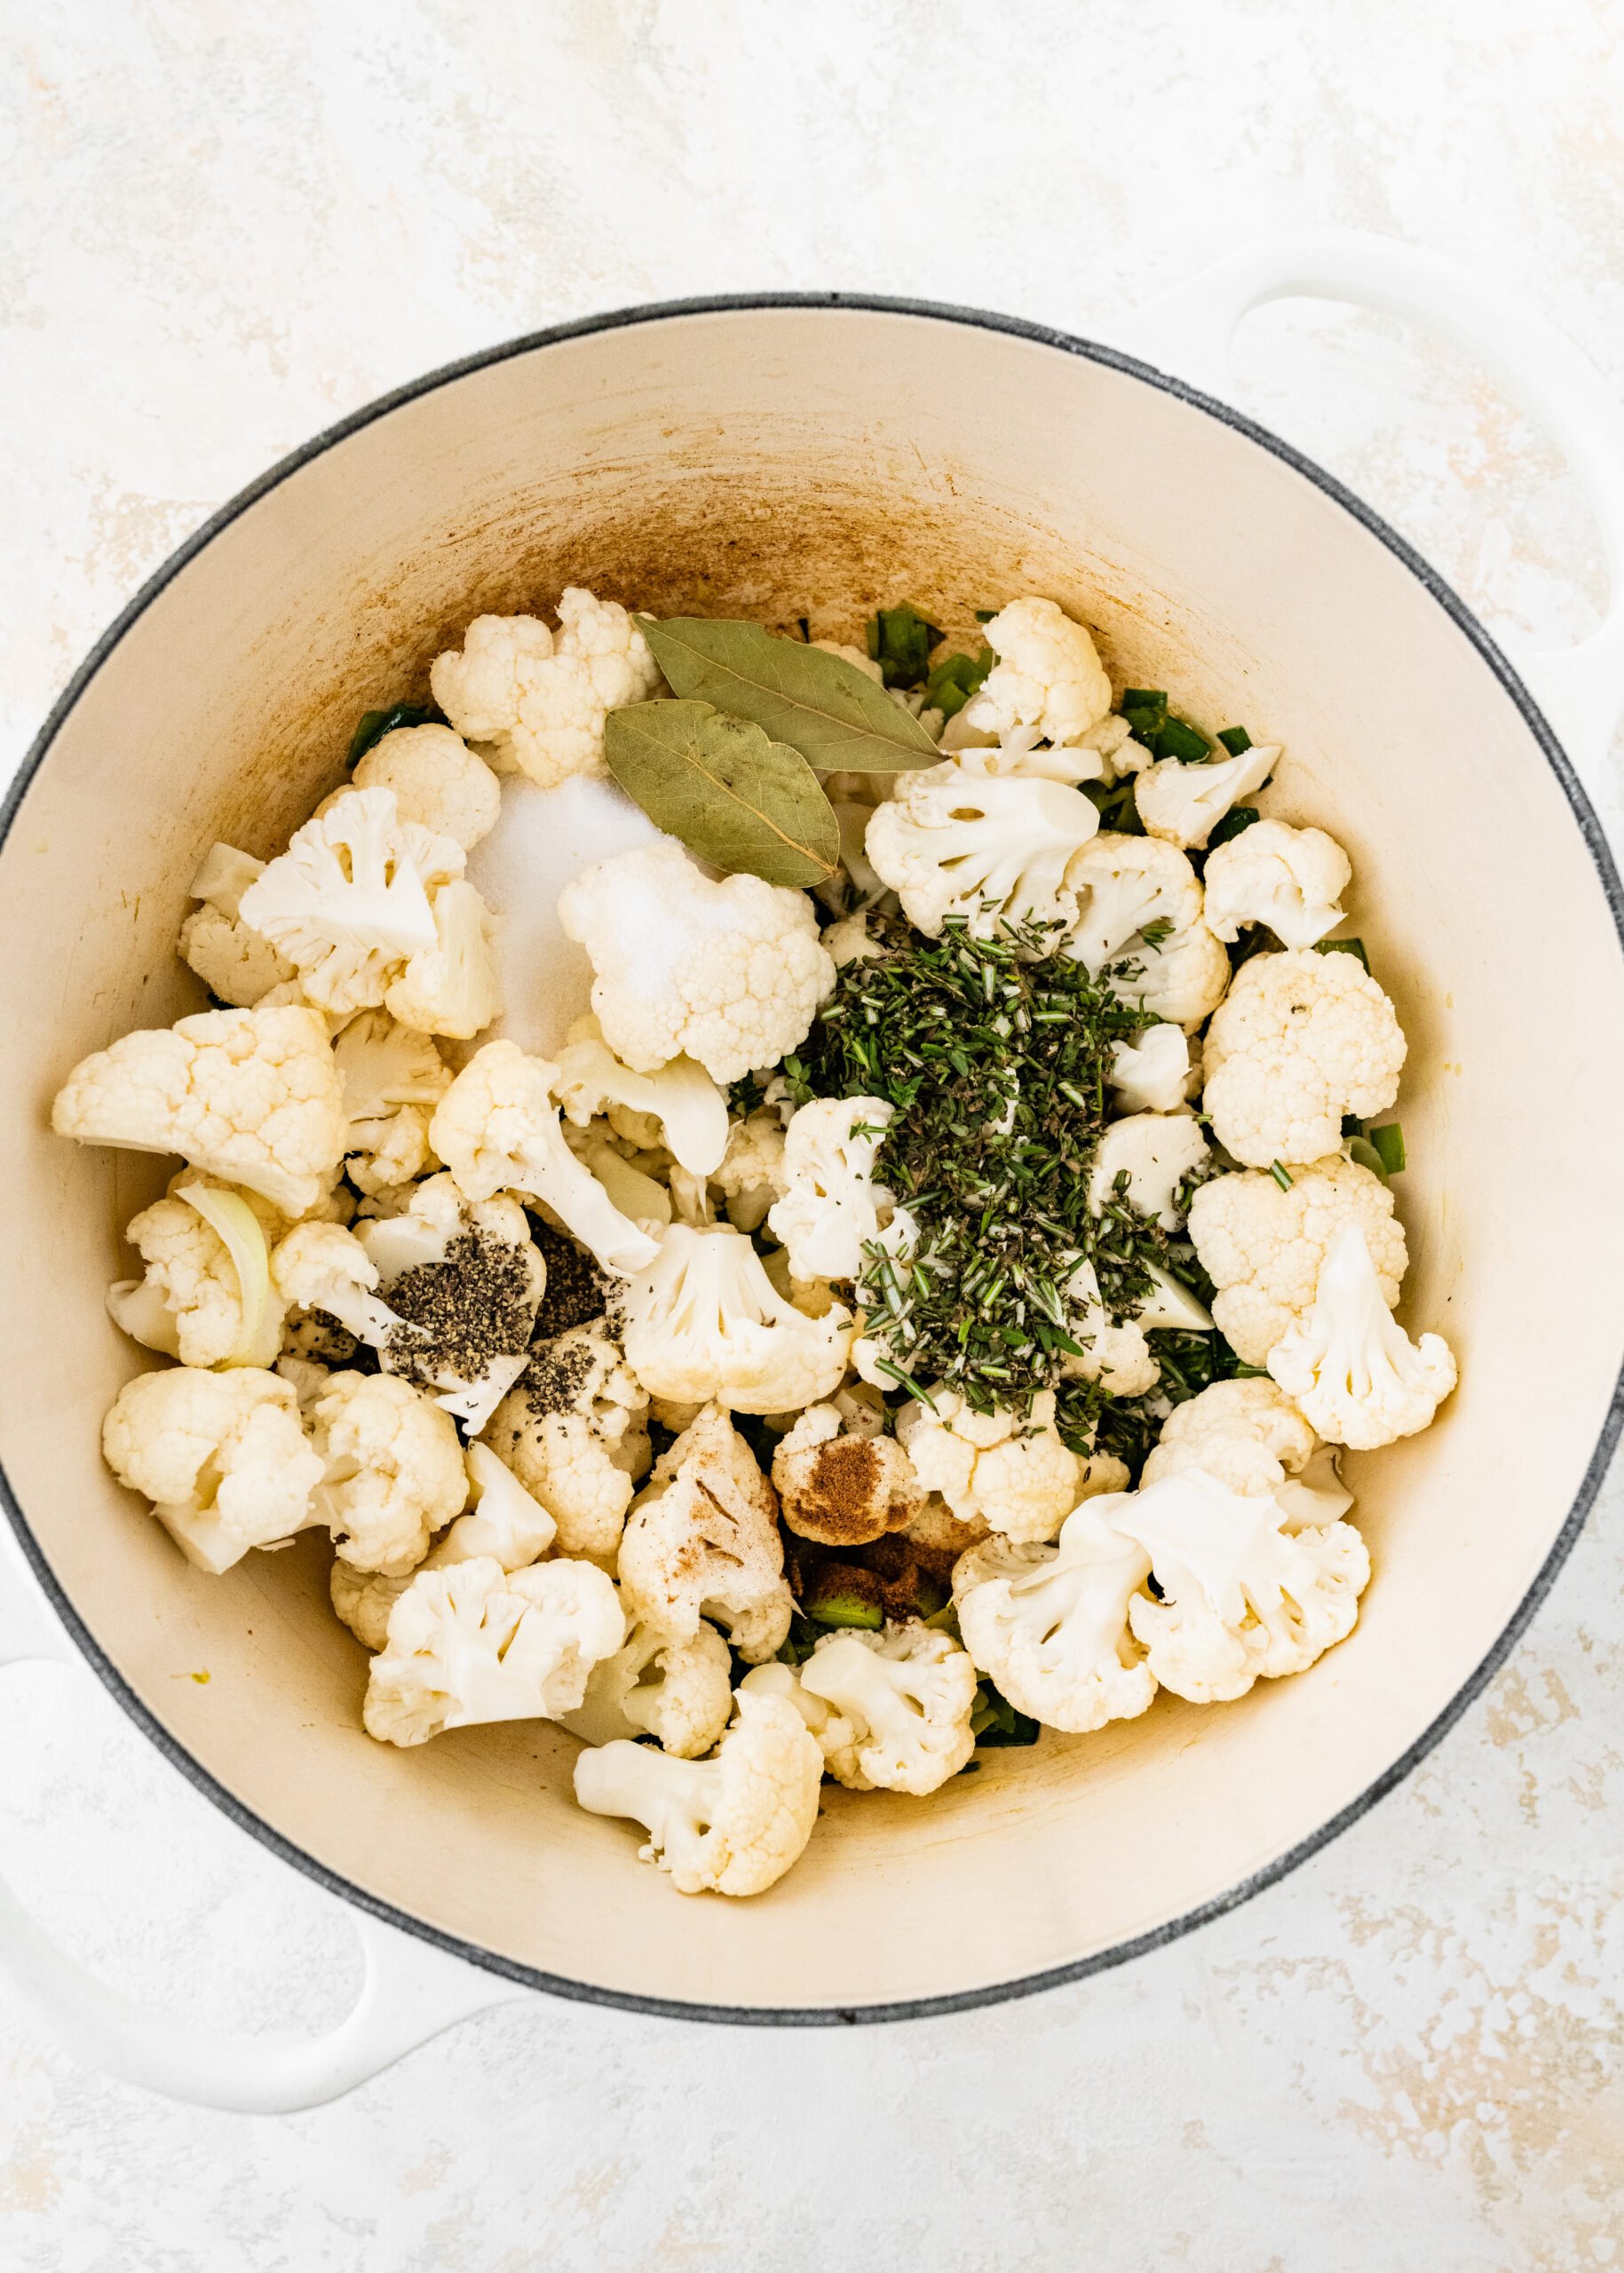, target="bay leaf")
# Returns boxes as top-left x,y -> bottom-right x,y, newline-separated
604,700 -> 840,889
638,617 -> 939,773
